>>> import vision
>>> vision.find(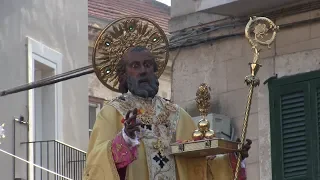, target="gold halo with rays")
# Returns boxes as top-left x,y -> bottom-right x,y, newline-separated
92,16 -> 170,92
